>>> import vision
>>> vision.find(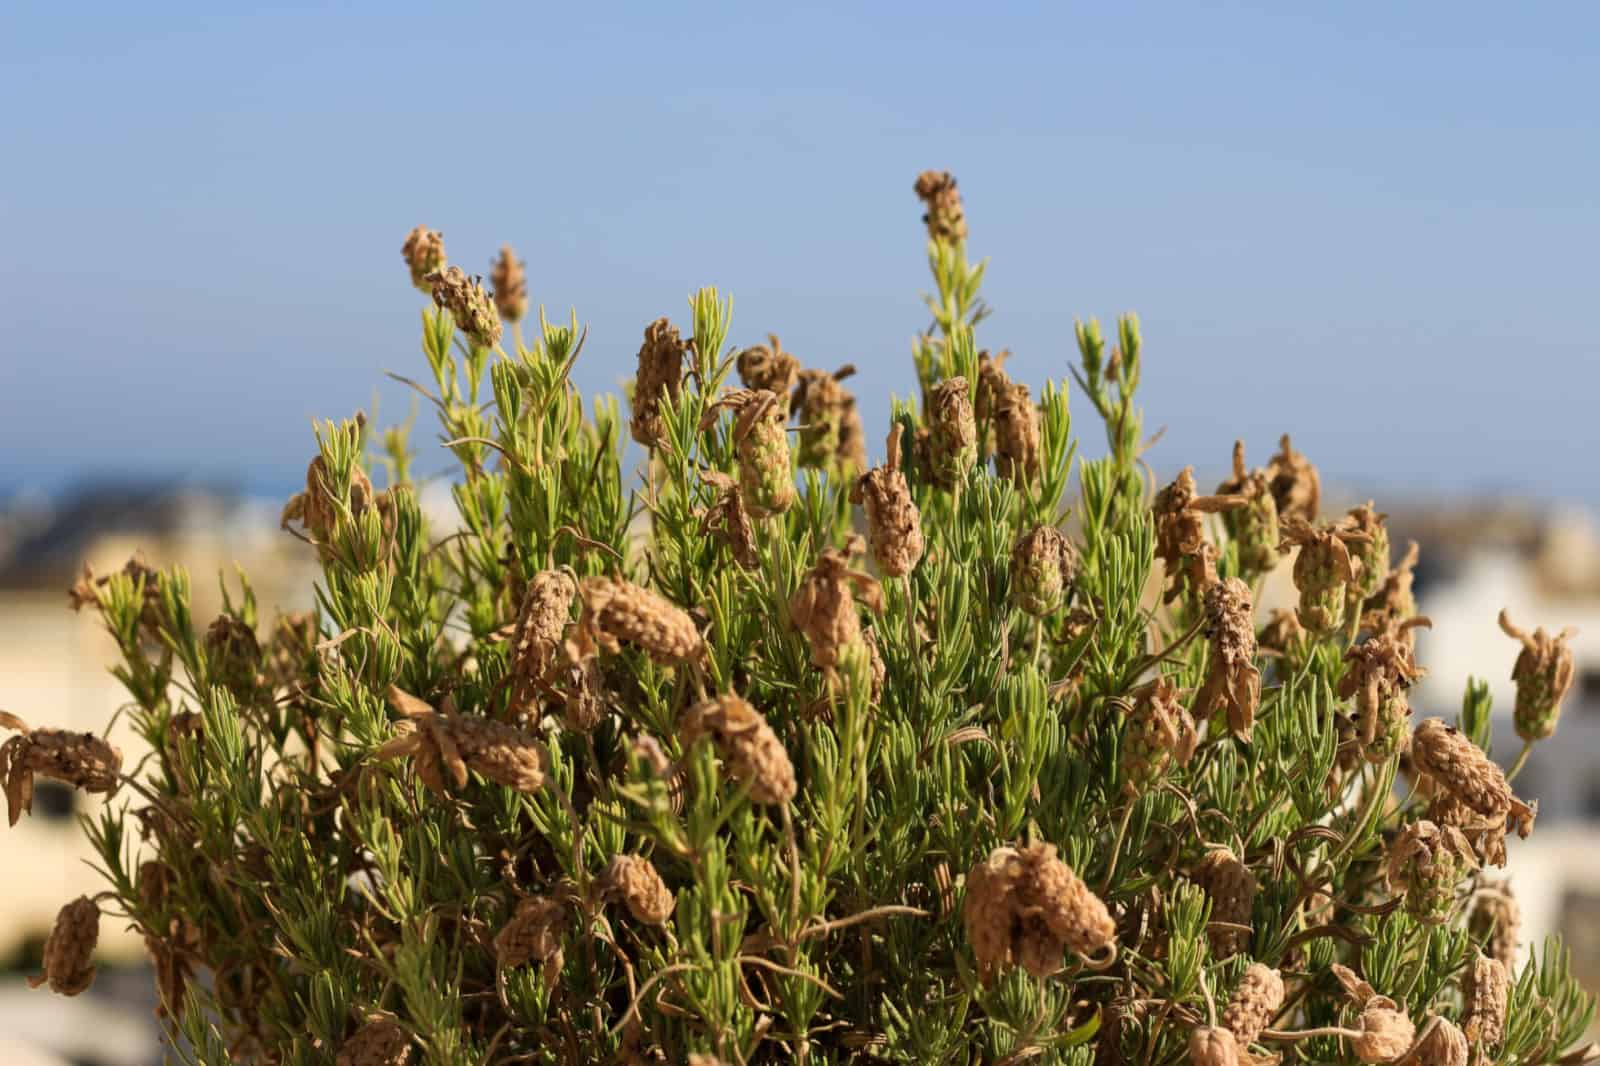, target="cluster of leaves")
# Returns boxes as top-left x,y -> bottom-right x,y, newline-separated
22,175 -> 1598,1066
